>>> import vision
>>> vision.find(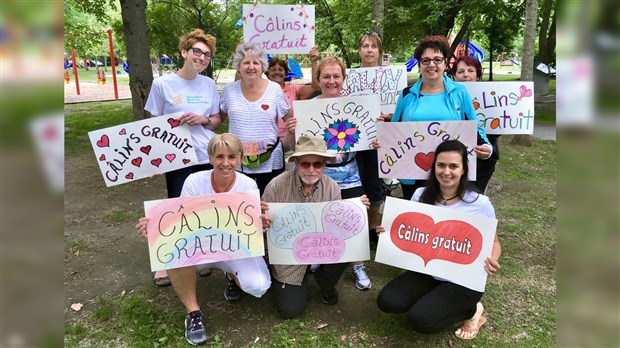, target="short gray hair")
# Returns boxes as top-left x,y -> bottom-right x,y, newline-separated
233,42 -> 268,72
